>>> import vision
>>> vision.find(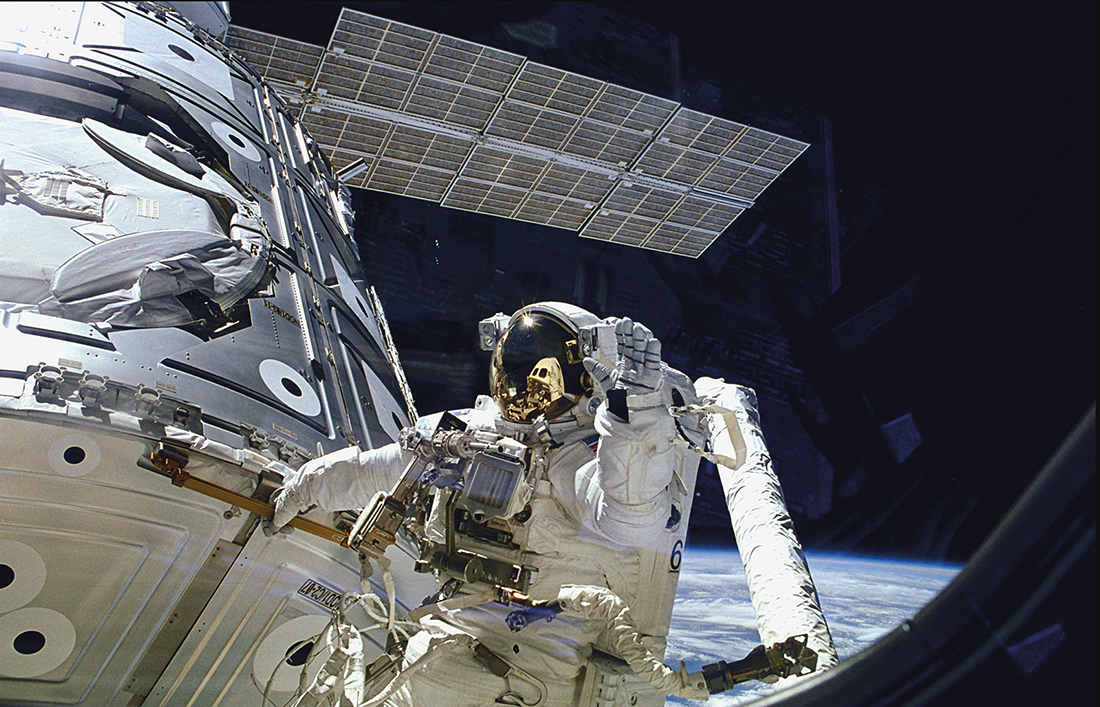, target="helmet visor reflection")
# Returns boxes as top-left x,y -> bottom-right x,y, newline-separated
490,314 -> 586,422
